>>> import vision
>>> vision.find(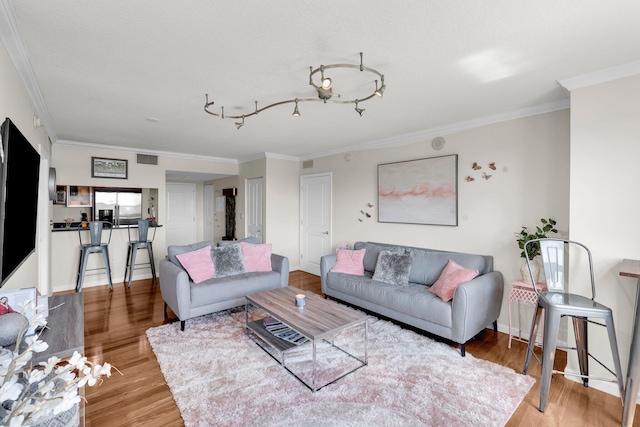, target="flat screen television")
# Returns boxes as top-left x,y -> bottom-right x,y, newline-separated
0,118 -> 41,288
